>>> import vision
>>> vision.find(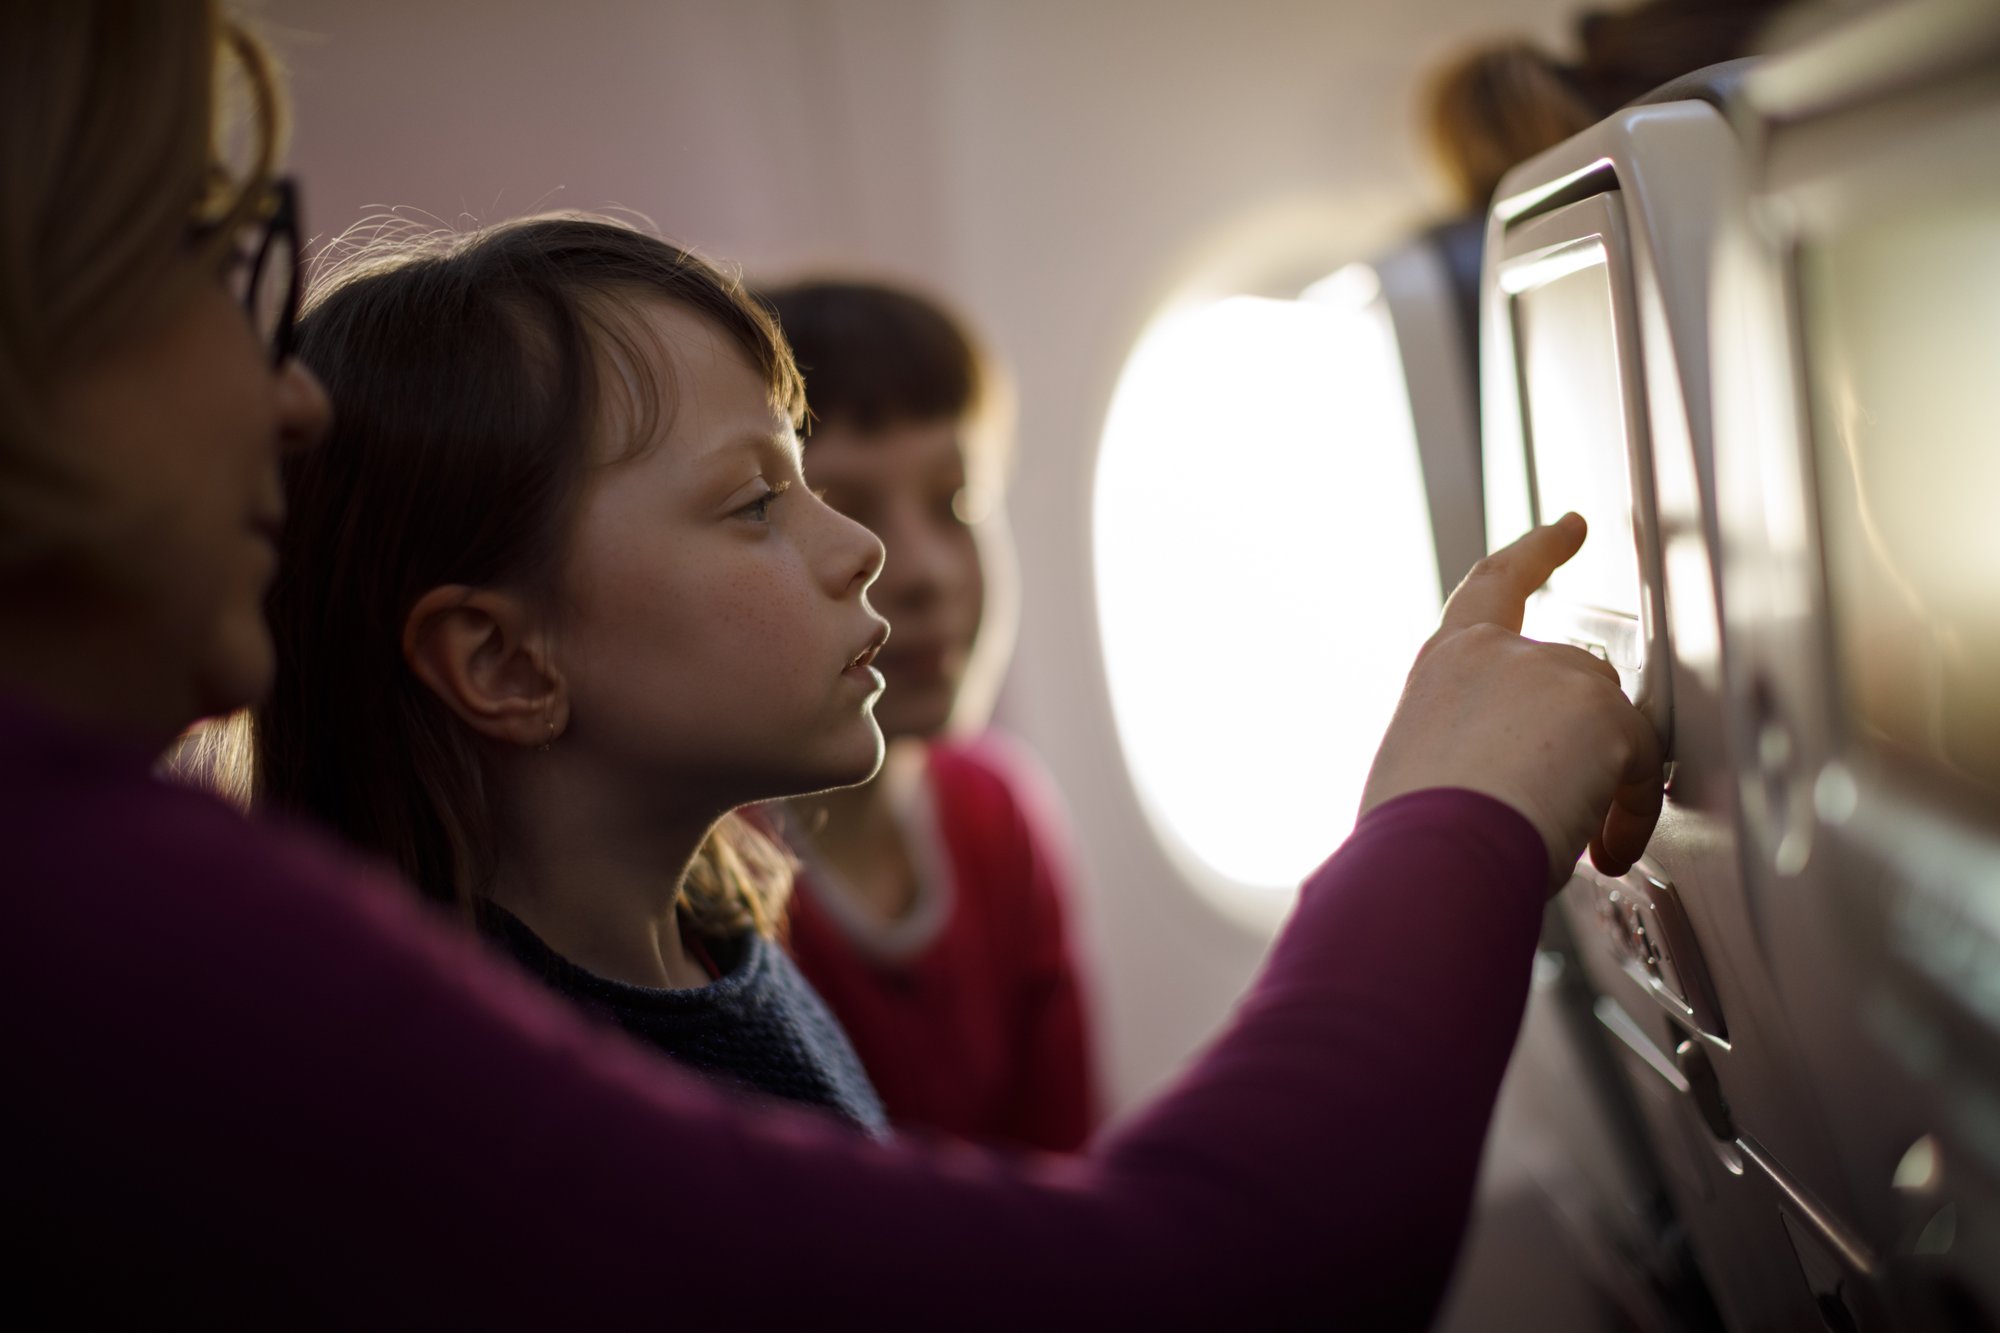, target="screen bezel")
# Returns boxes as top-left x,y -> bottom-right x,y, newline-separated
1495,193 -> 1672,749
